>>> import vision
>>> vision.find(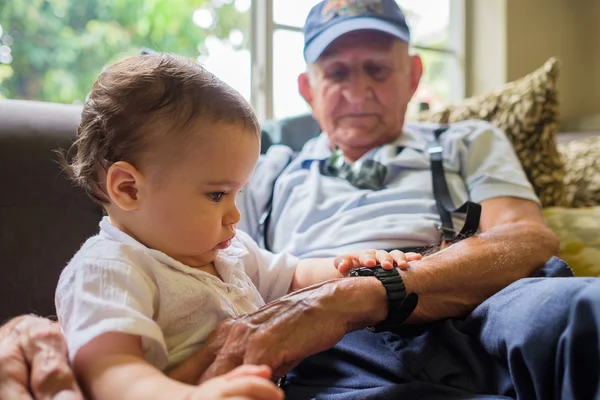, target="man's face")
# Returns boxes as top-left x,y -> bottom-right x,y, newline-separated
300,31 -> 422,161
